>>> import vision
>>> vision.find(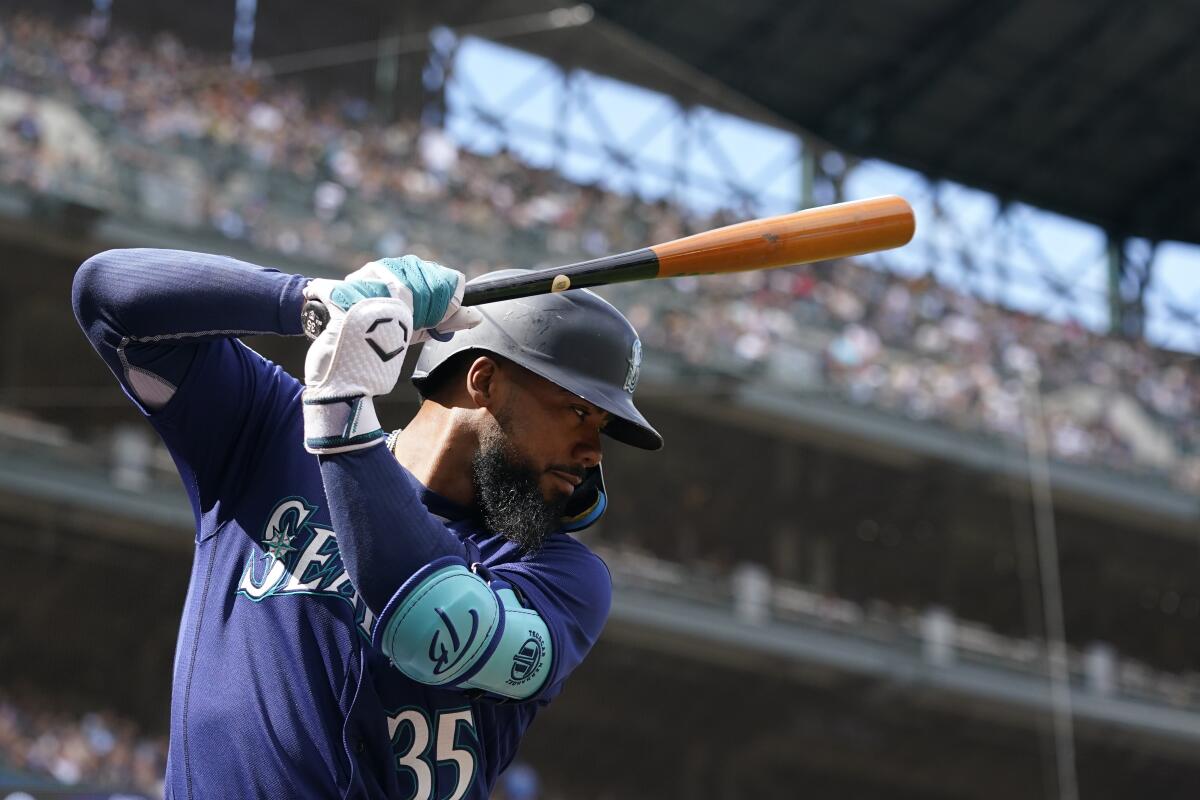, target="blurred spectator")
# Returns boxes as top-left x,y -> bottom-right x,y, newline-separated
0,691 -> 164,796
1085,643 -> 1117,696
494,762 -> 541,800
920,606 -> 956,667
732,562 -> 772,625
109,424 -> 153,491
